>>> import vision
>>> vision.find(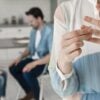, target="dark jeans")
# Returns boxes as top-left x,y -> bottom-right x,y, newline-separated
9,58 -> 45,100
0,70 -> 7,97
